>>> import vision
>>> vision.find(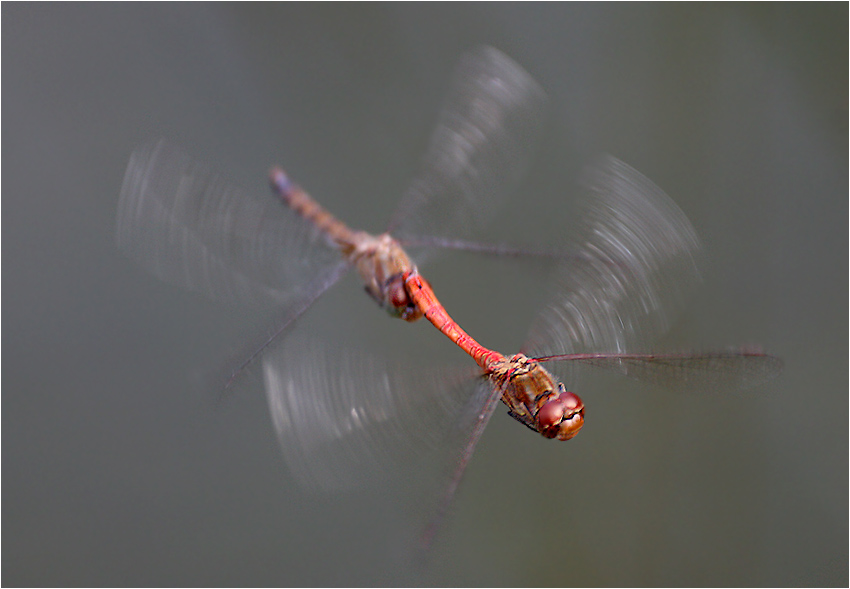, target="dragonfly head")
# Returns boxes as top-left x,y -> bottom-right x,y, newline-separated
537,385 -> 584,440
